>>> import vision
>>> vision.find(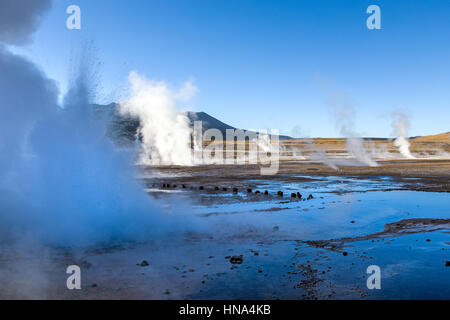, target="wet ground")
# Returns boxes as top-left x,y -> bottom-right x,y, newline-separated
0,161 -> 449,299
